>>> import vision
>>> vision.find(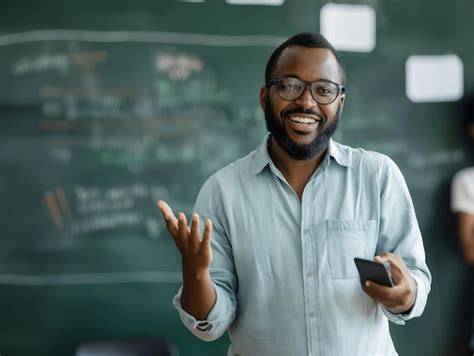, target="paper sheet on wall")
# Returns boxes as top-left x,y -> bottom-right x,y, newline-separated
320,3 -> 376,52
405,55 -> 464,102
